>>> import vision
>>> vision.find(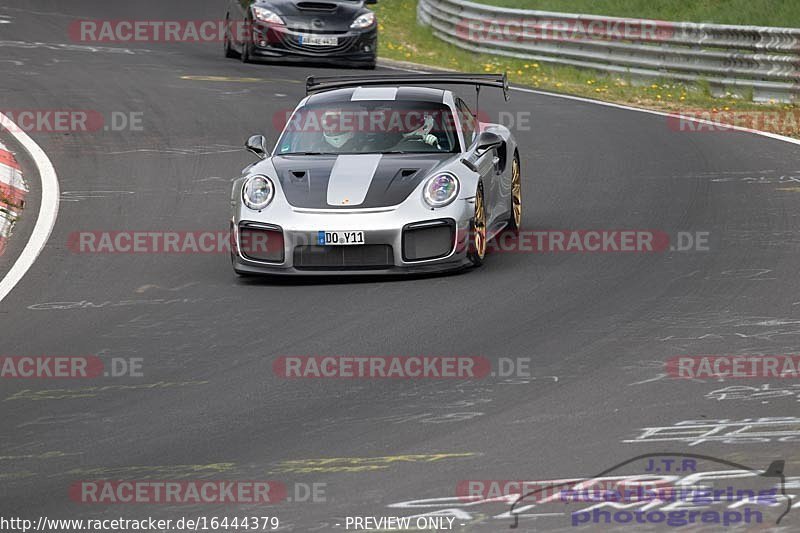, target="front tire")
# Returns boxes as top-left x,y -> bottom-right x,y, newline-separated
467,182 -> 487,266
508,151 -> 522,232
241,37 -> 252,63
224,16 -> 238,58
